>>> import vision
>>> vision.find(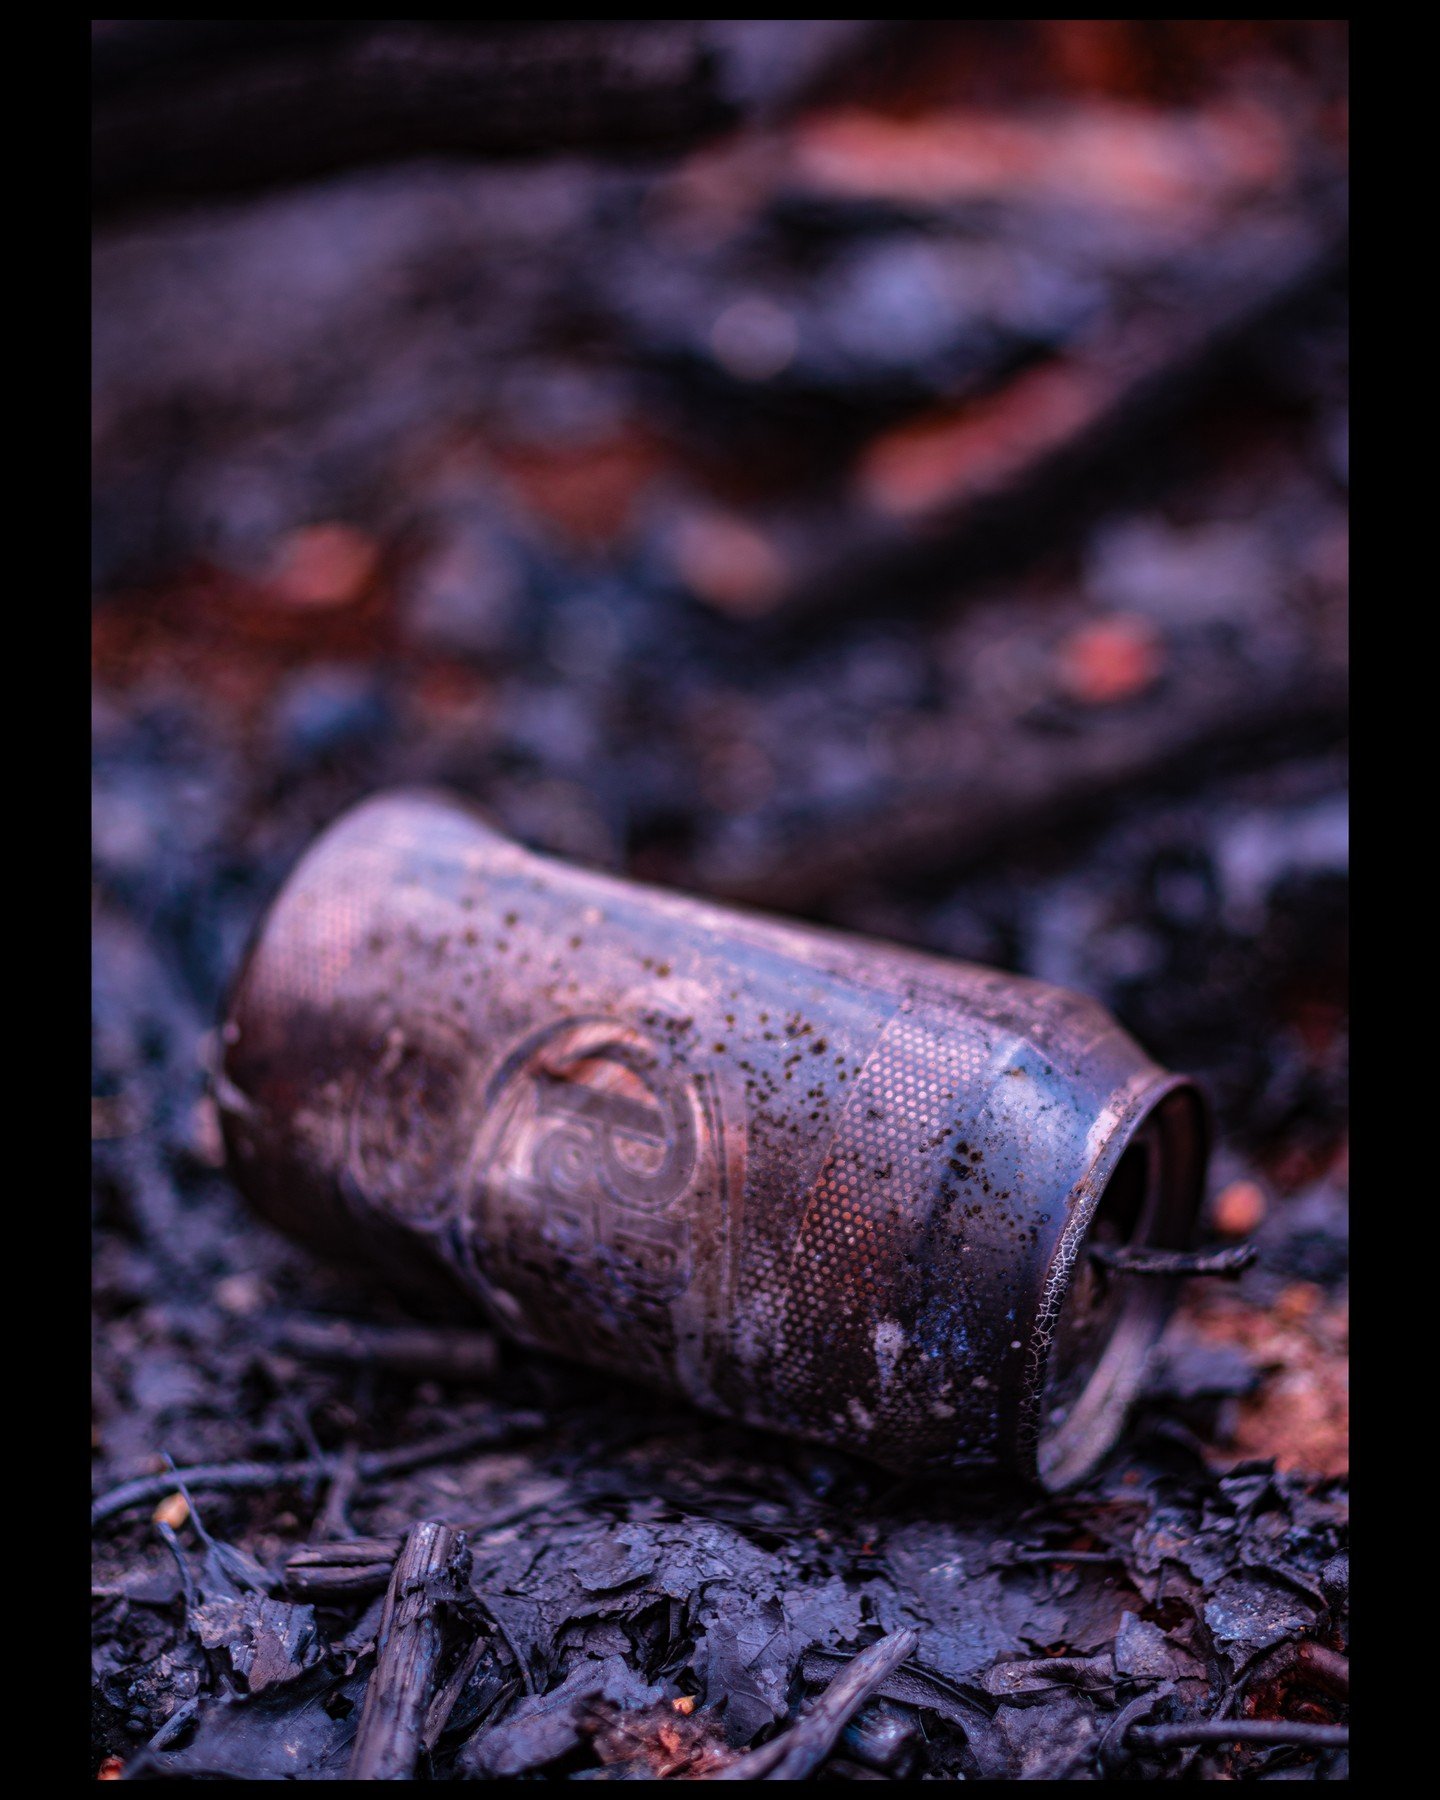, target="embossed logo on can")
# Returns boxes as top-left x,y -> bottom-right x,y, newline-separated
460,1017 -> 740,1392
